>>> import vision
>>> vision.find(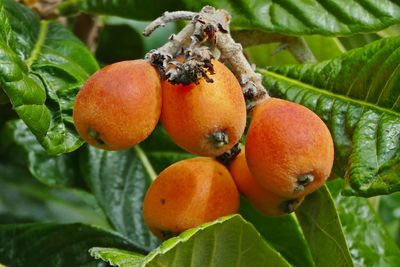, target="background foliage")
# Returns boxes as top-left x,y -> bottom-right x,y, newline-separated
1,0 -> 400,266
